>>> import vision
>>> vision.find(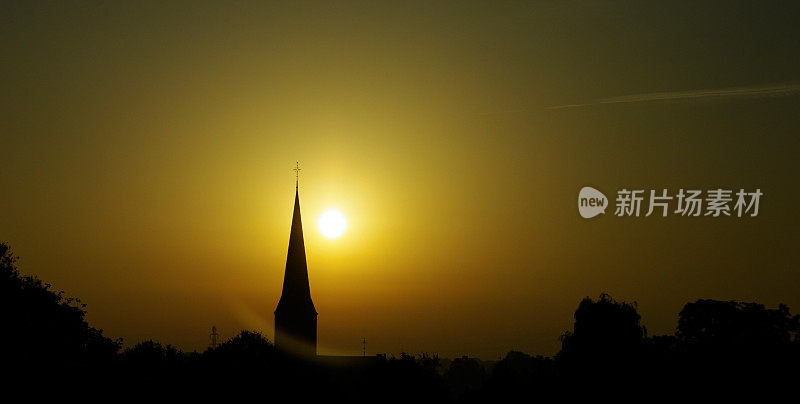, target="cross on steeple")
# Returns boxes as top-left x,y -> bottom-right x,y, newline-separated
293,162 -> 301,189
